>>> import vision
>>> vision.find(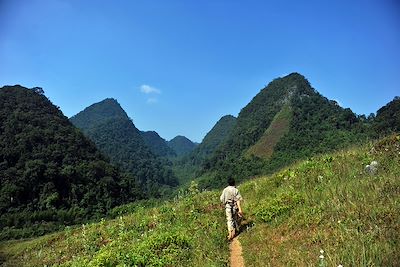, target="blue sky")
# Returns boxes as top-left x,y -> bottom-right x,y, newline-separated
1,0 -> 399,142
